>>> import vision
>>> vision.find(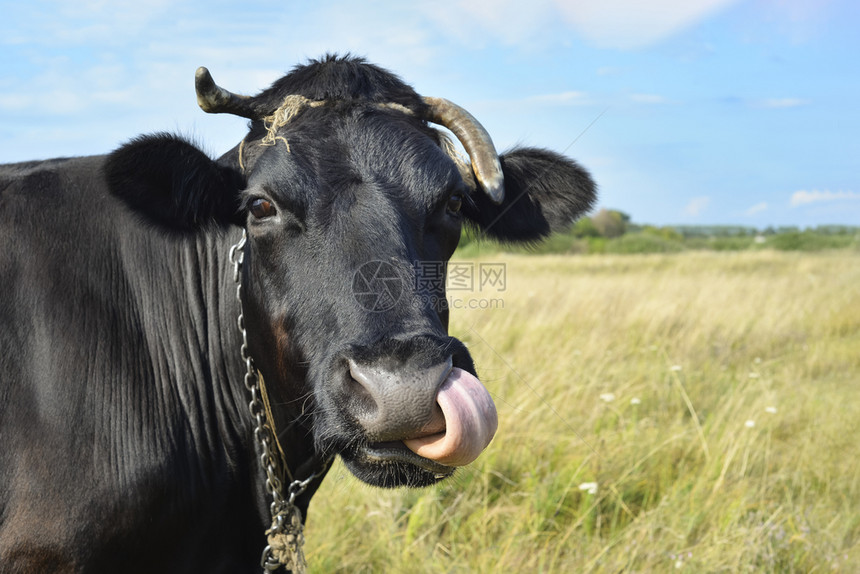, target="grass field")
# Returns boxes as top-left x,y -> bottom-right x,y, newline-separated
305,249 -> 860,572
